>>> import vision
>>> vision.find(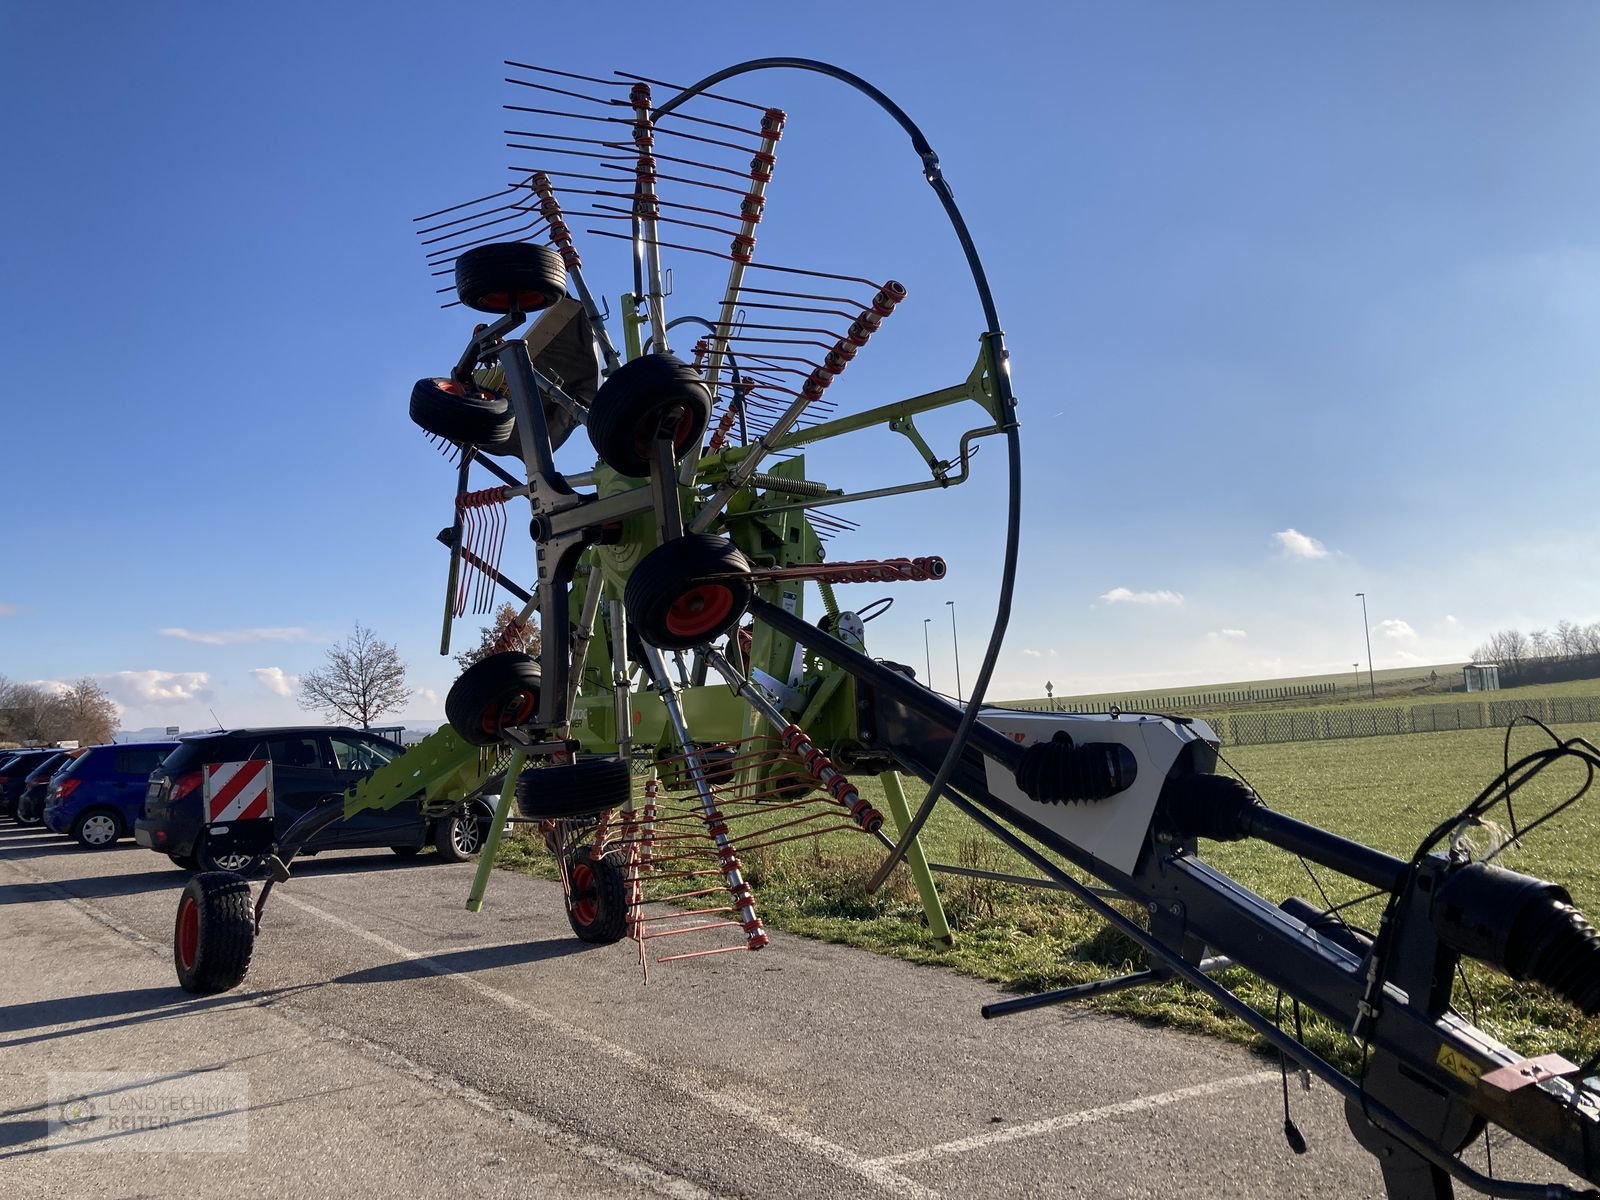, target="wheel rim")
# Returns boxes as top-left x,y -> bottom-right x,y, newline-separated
81,814 -> 116,845
664,584 -> 736,639
569,861 -> 598,927
452,817 -> 482,857
631,404 -> 697,462
211,850 -> 254,872
176,896 -> 199,972
480,689 -> 536,736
